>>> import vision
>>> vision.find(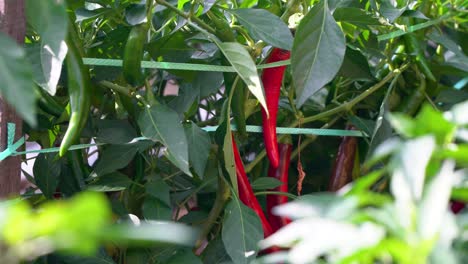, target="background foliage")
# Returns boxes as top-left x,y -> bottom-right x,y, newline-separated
0,0 -> 467,263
